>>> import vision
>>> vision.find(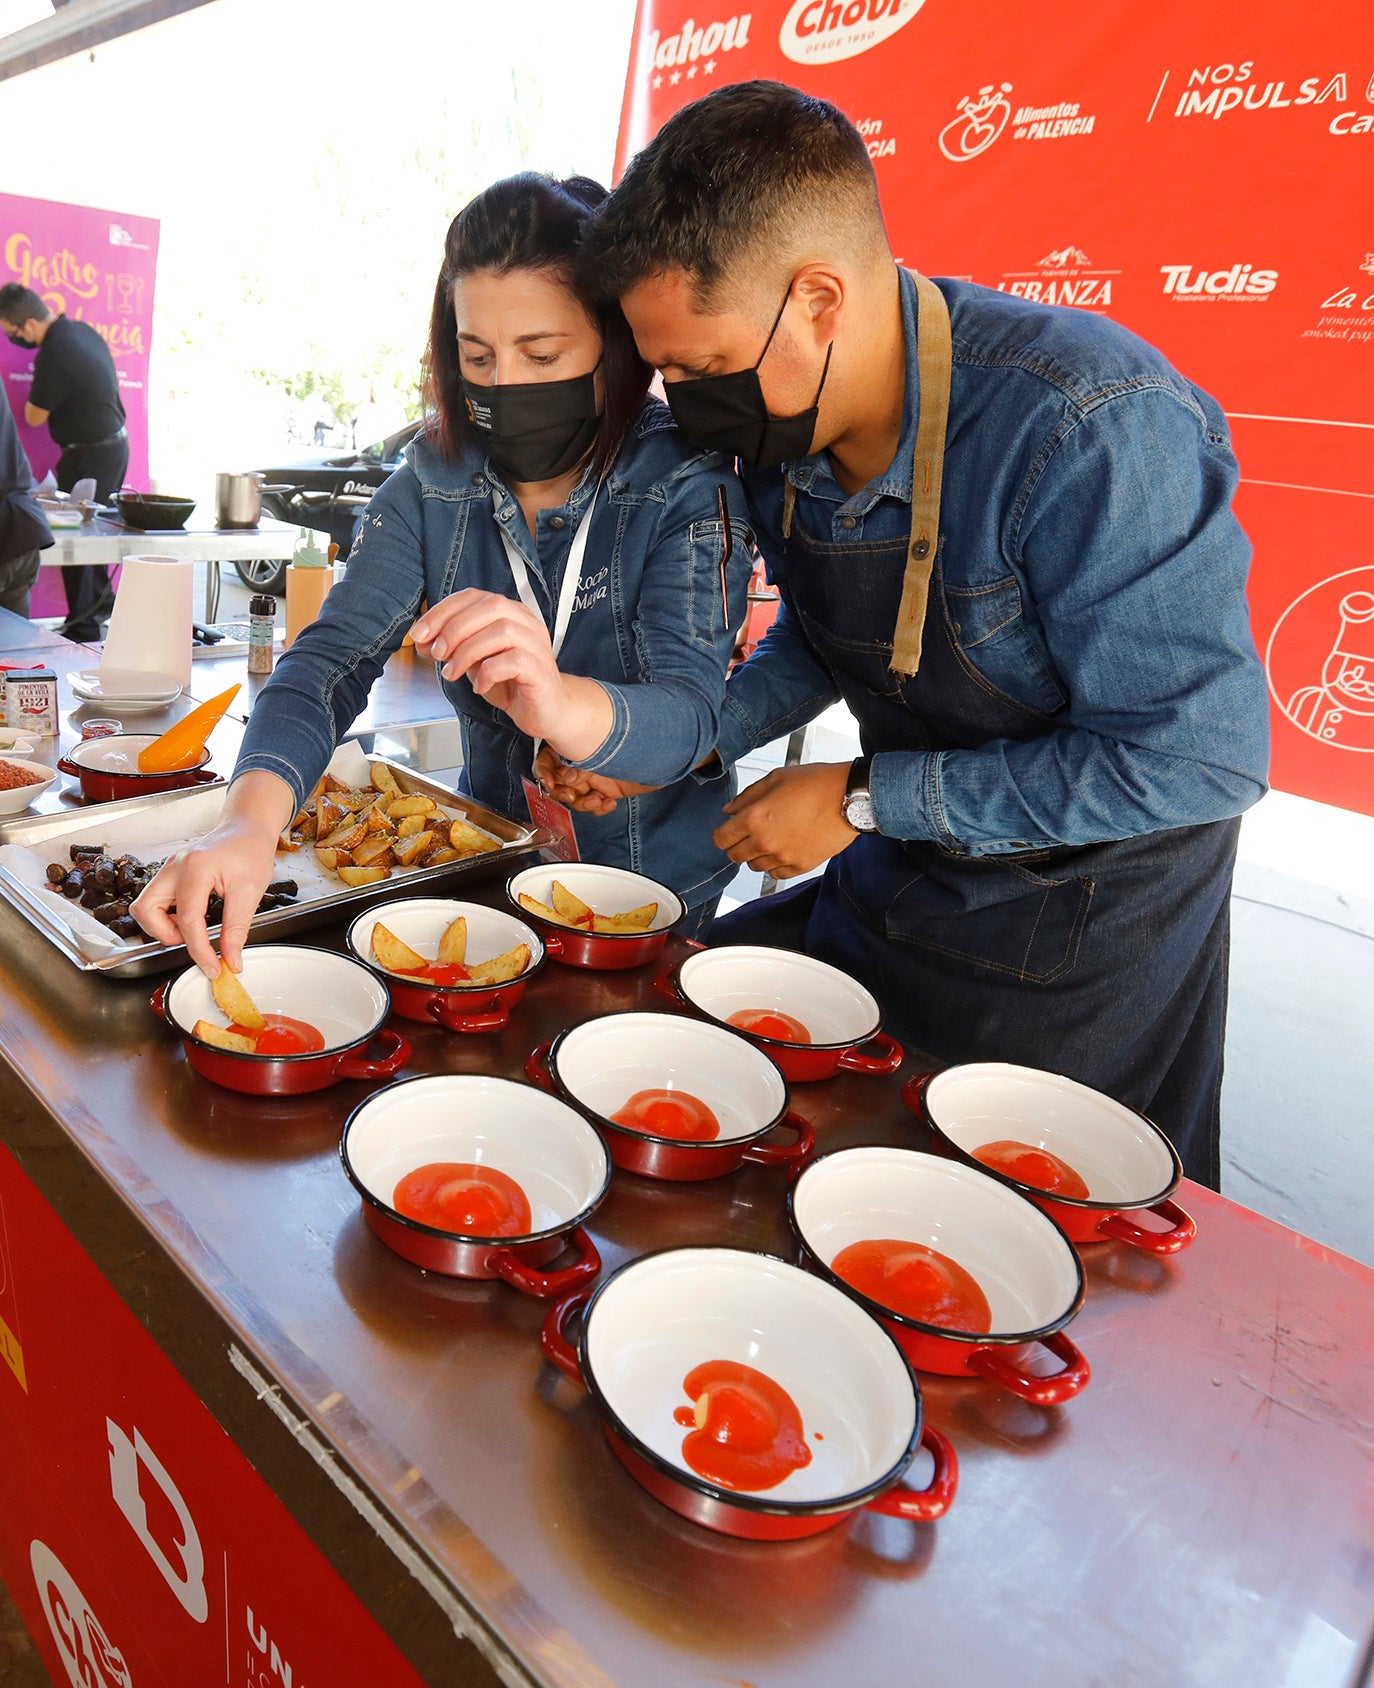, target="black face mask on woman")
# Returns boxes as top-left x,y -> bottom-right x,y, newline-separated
665,283 -> 833,471
460,365 -> 601,484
